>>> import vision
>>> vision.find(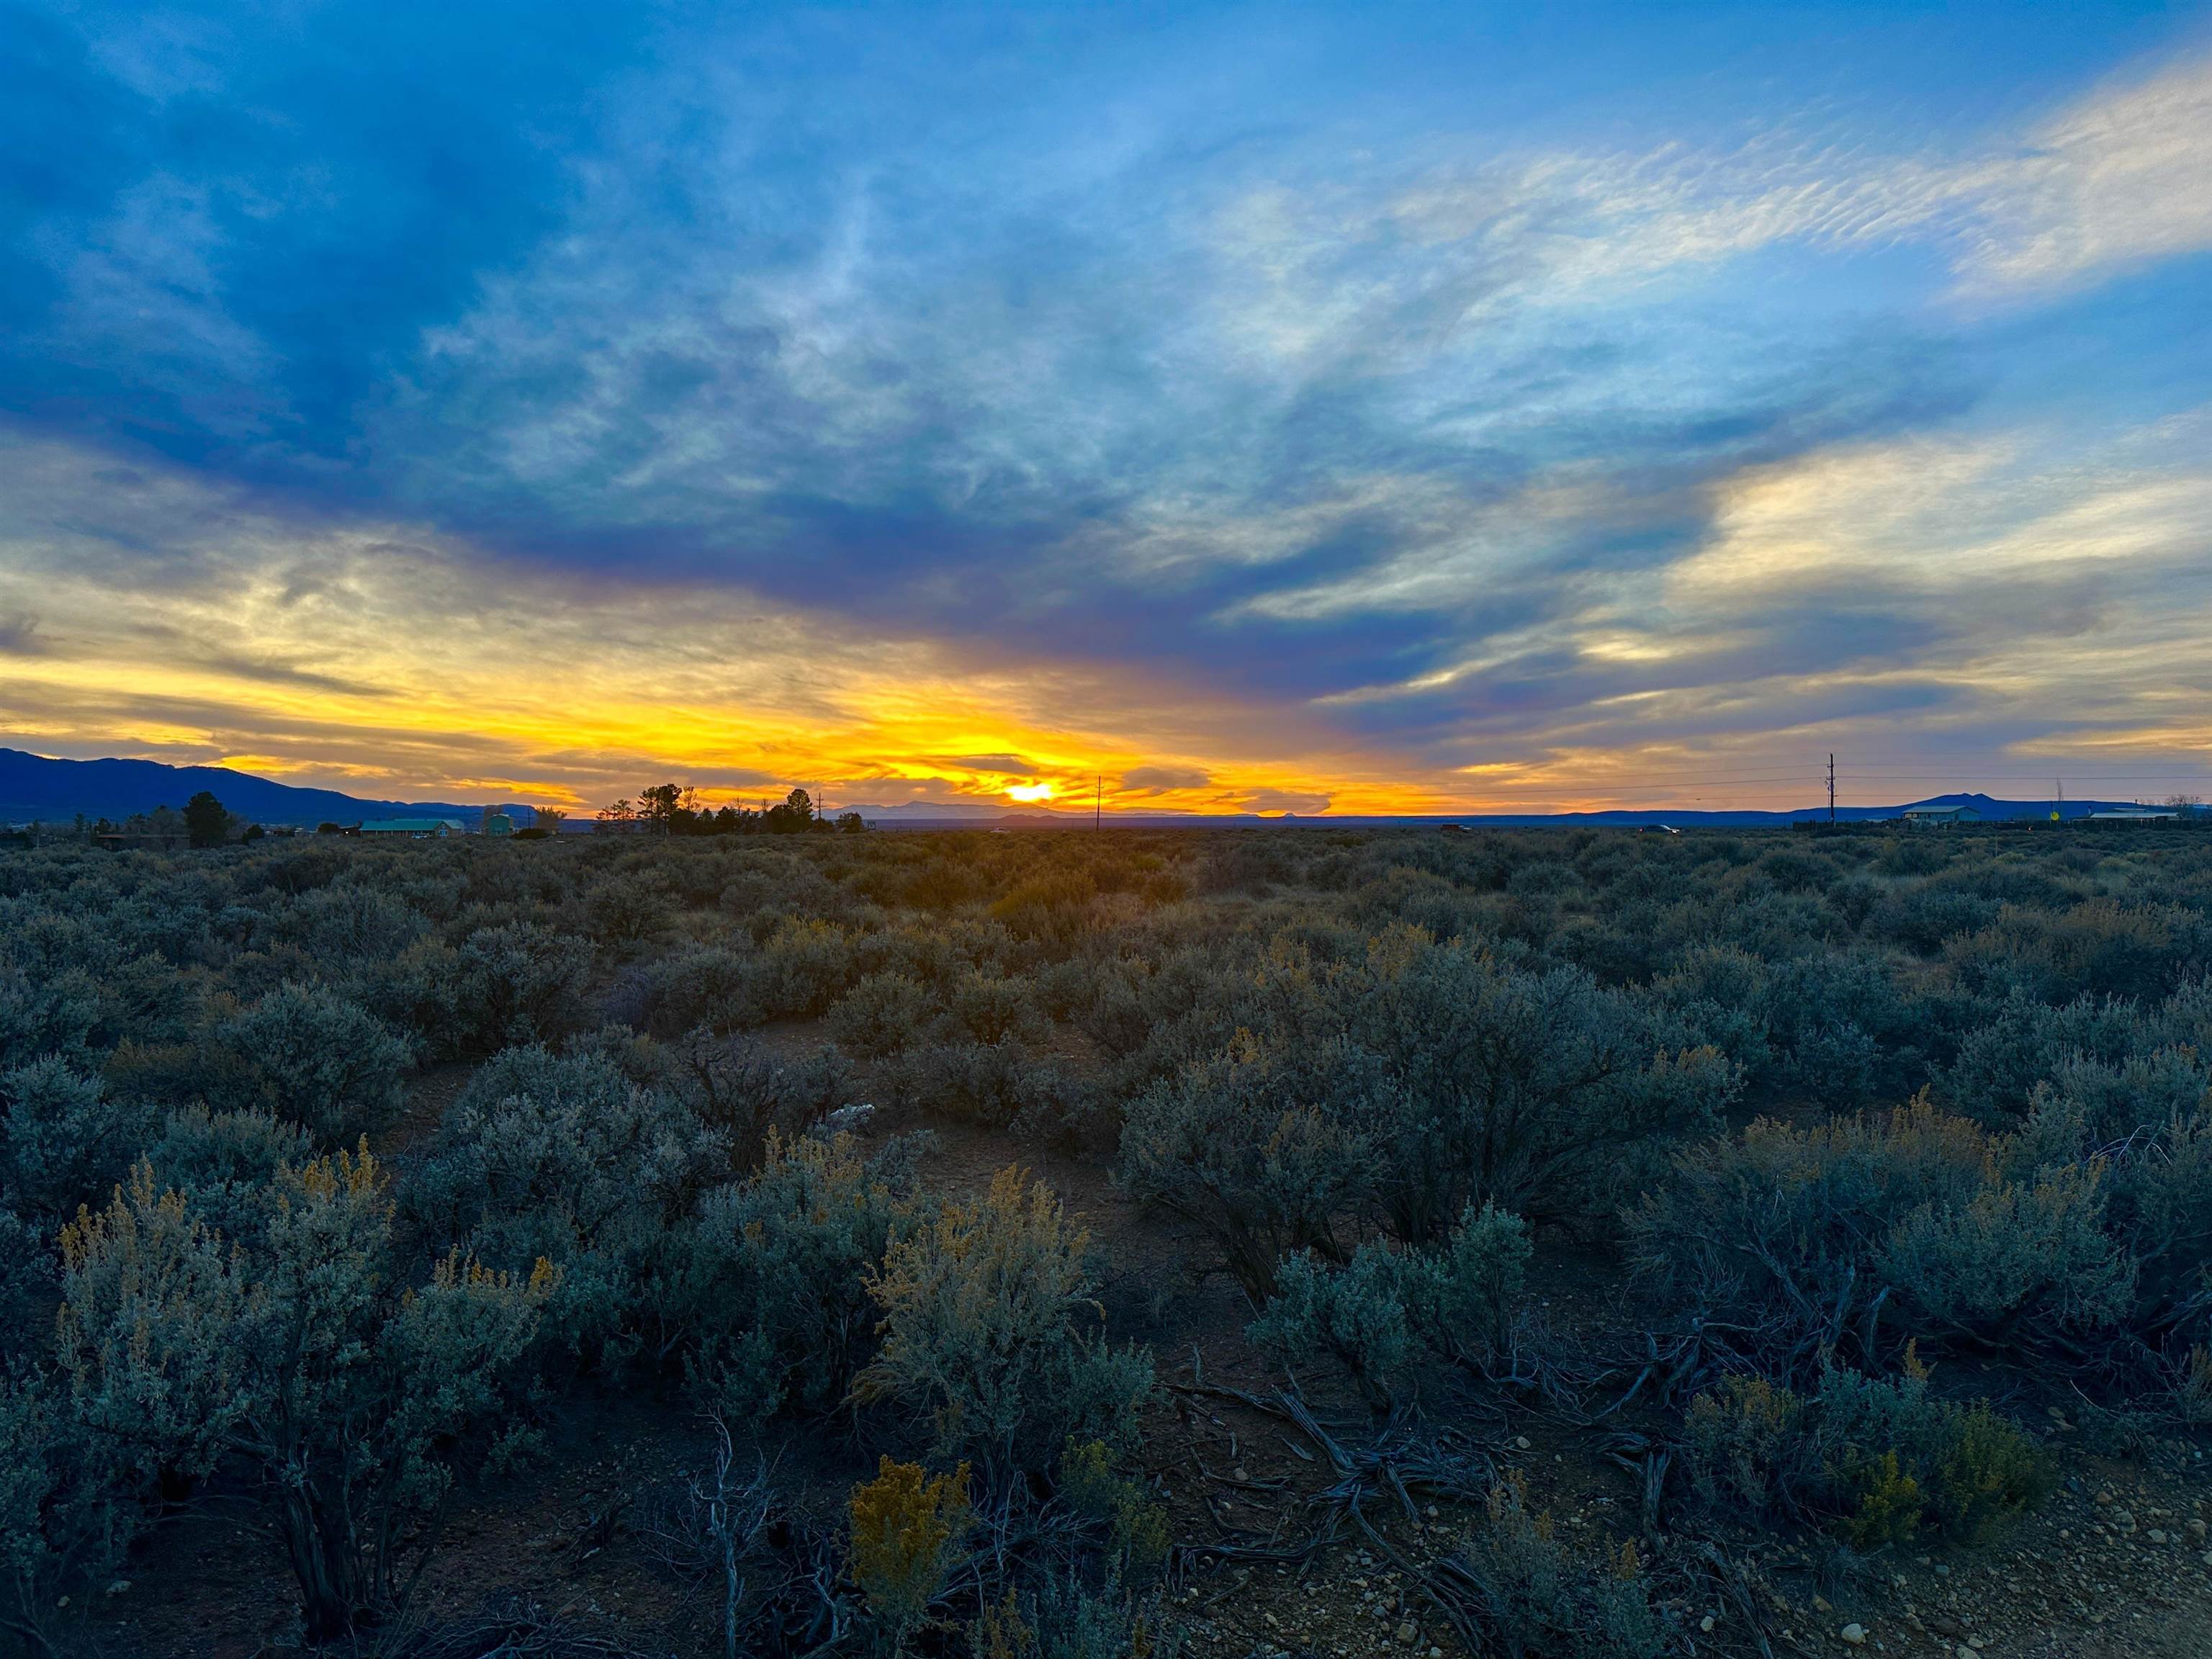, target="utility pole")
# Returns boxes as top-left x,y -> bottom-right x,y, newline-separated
1095,775 -> 1102,830
1827,753 -> 1835,824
